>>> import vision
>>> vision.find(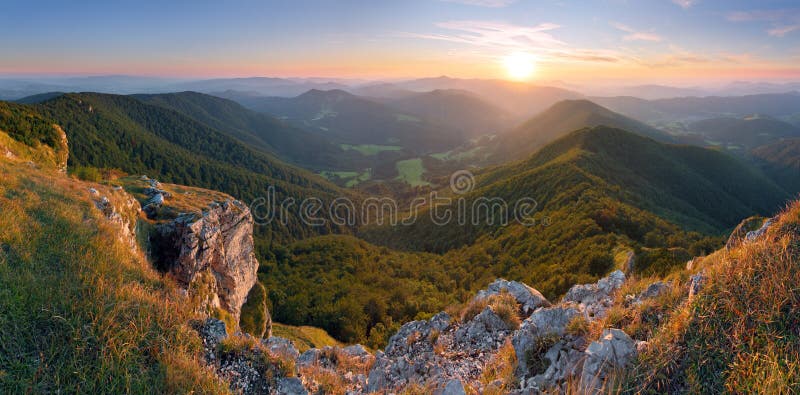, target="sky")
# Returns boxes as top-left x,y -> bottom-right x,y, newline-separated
1,0 -> 799,84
